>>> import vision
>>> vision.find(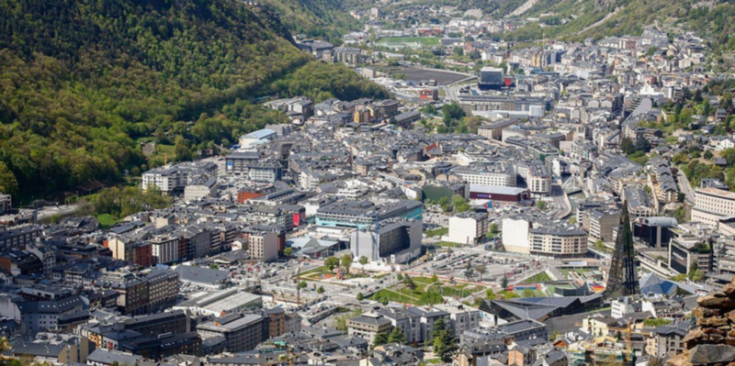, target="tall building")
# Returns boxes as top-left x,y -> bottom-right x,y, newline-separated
350,219 -> 422,264
605,205 -> 639,298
